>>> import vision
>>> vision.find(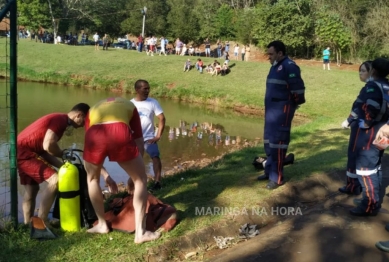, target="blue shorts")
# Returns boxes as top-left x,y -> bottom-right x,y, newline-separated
144,142 -> 160,158
323,59 -> 329,64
